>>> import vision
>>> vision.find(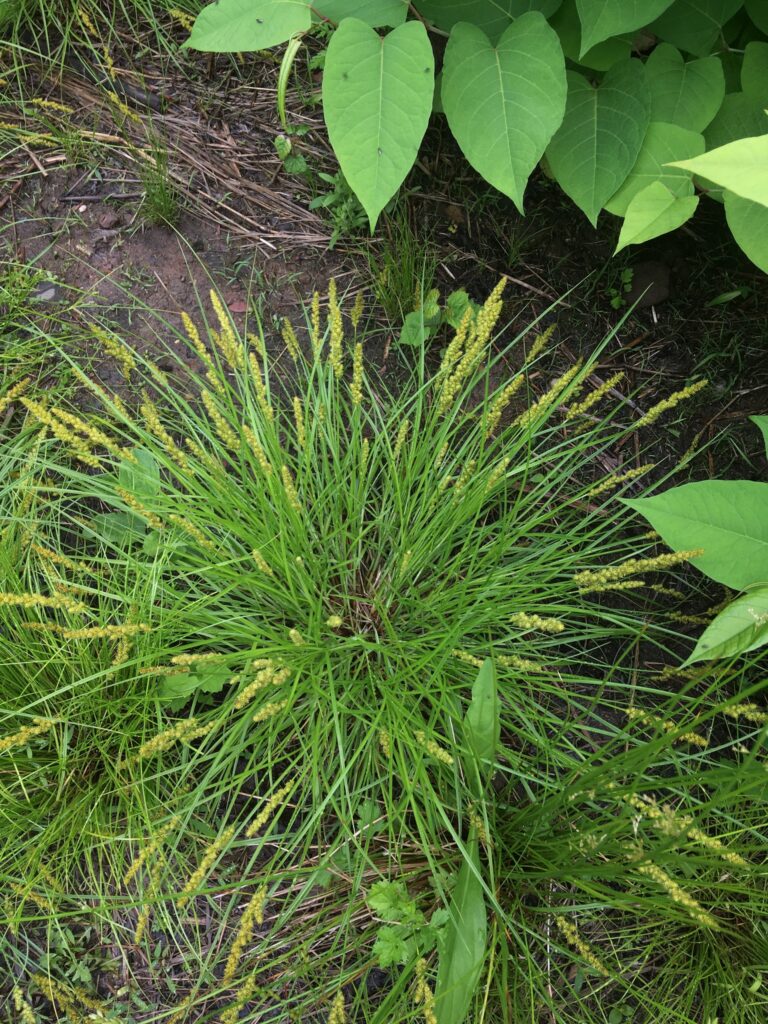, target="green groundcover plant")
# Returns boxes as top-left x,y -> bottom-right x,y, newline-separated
1,287 -> 767,1022
628,415 -> 768,665
186,0 -> 768,272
